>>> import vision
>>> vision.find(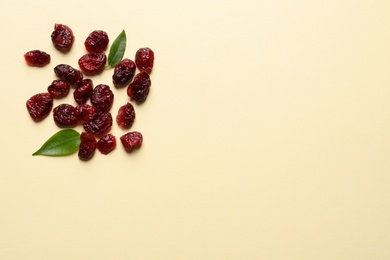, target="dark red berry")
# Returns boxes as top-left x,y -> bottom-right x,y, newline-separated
76,104 -> 97,122
91,84 -> 114,112
24,50 -> 50,67
78,52 -> 106,76
47,79 -> 70,98
84,30 -> 109,53
26,93 -> 53,122
127,71 -> 151,103
54,64 -> 83,85
120,131 -> 143,152
116,102 -> 136,129
74,79 -> 93,104
51,23 -> 74,53
112,58 -> 136,87
97,134 -> 116,154
83,111 -> 113,136
135,47 -> 154,74
78,132 -> 97,161
53,104 -> 79,127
